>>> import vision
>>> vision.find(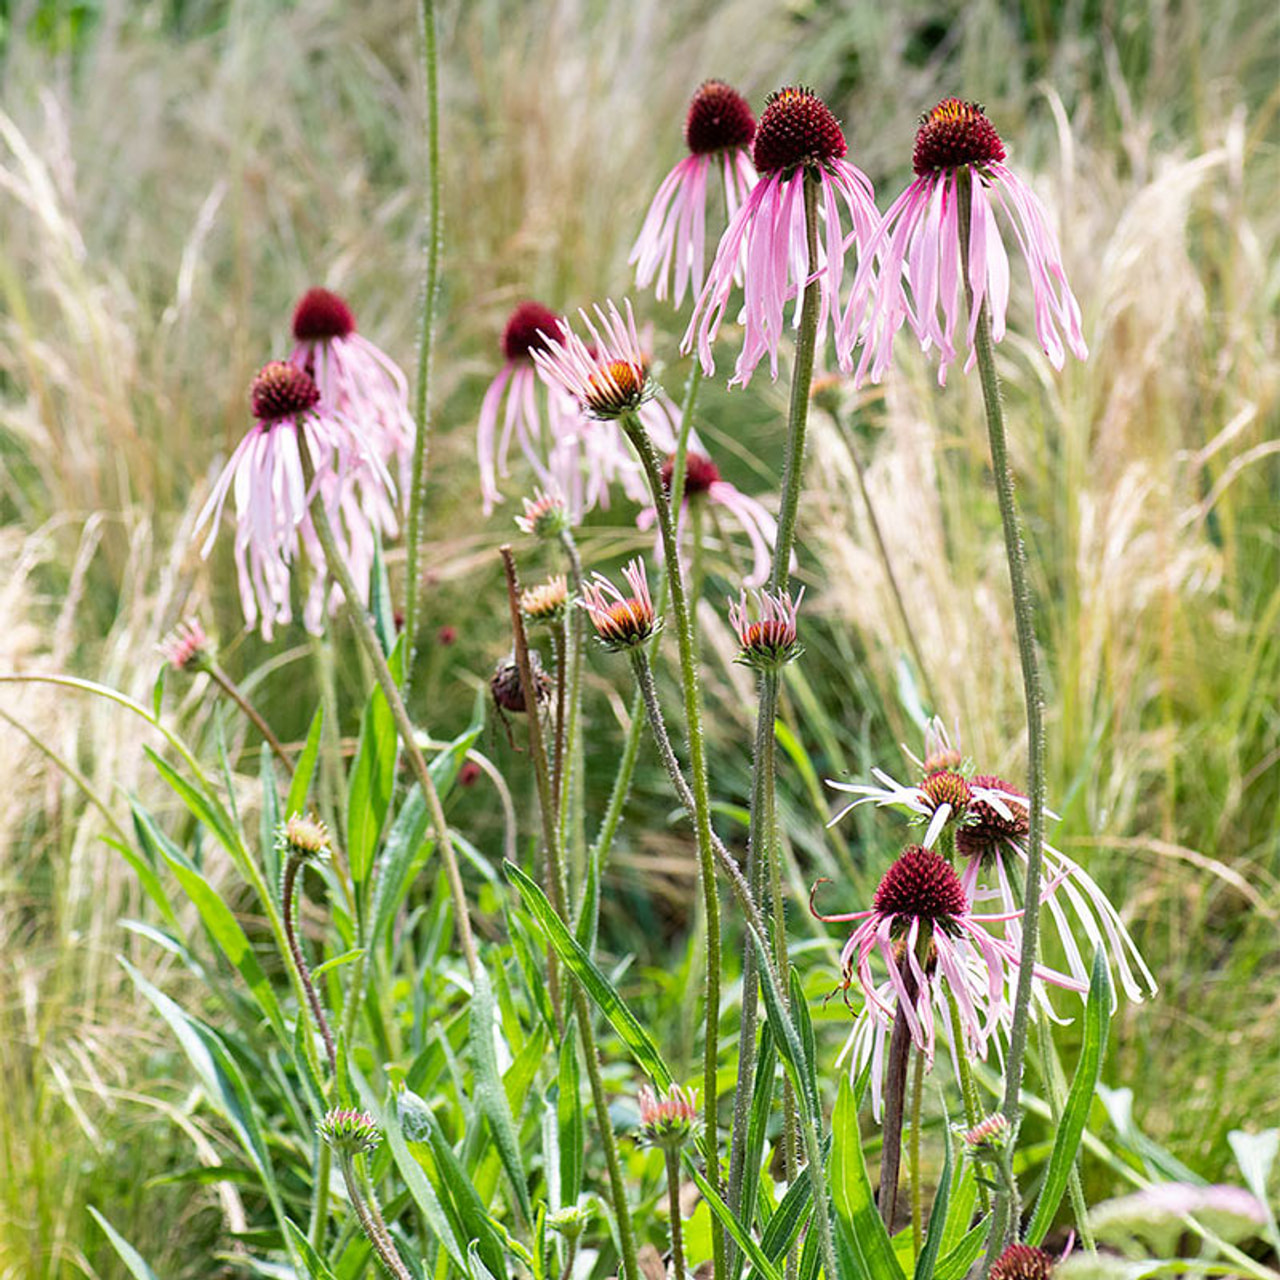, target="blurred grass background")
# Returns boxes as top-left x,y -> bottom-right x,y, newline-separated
1,0 -> 1277,1274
